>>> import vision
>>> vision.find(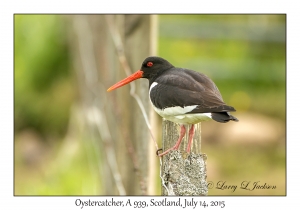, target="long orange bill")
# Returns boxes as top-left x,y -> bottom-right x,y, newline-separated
107,70 -> 143,92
